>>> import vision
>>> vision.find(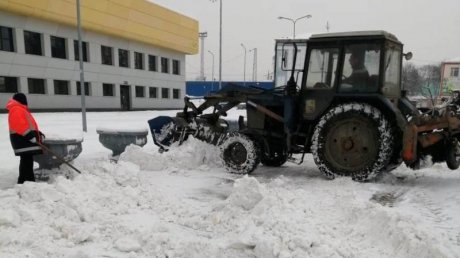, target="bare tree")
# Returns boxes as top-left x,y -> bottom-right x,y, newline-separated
402,63 -> 422,95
